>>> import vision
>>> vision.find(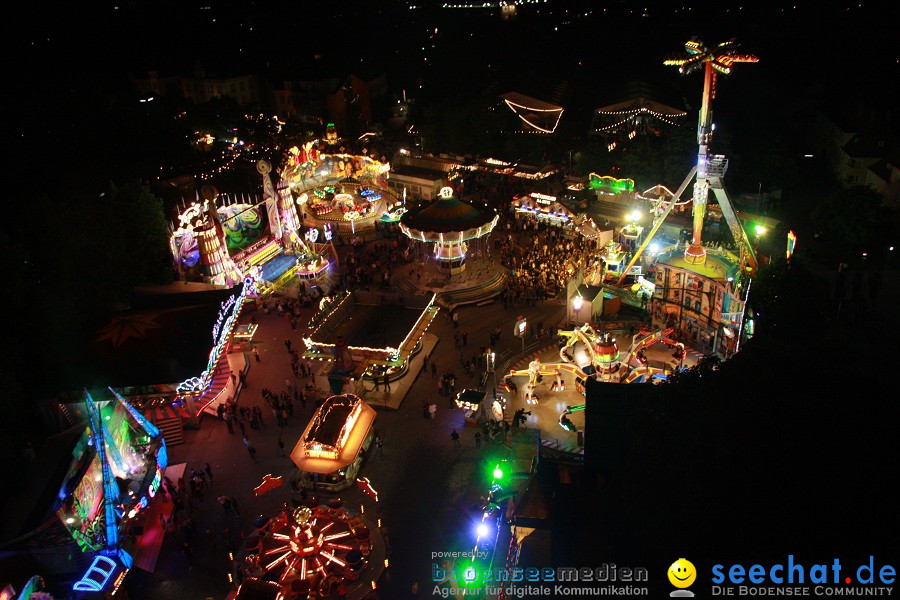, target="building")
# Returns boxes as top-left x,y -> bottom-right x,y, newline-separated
809,106 -> 898,203
649,246 -> 746,358
591,81 -> 687,150
131,65 -> 263,106
272,72 -> 388,136
388,153 -> 460,200
272,79 -> 328,125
